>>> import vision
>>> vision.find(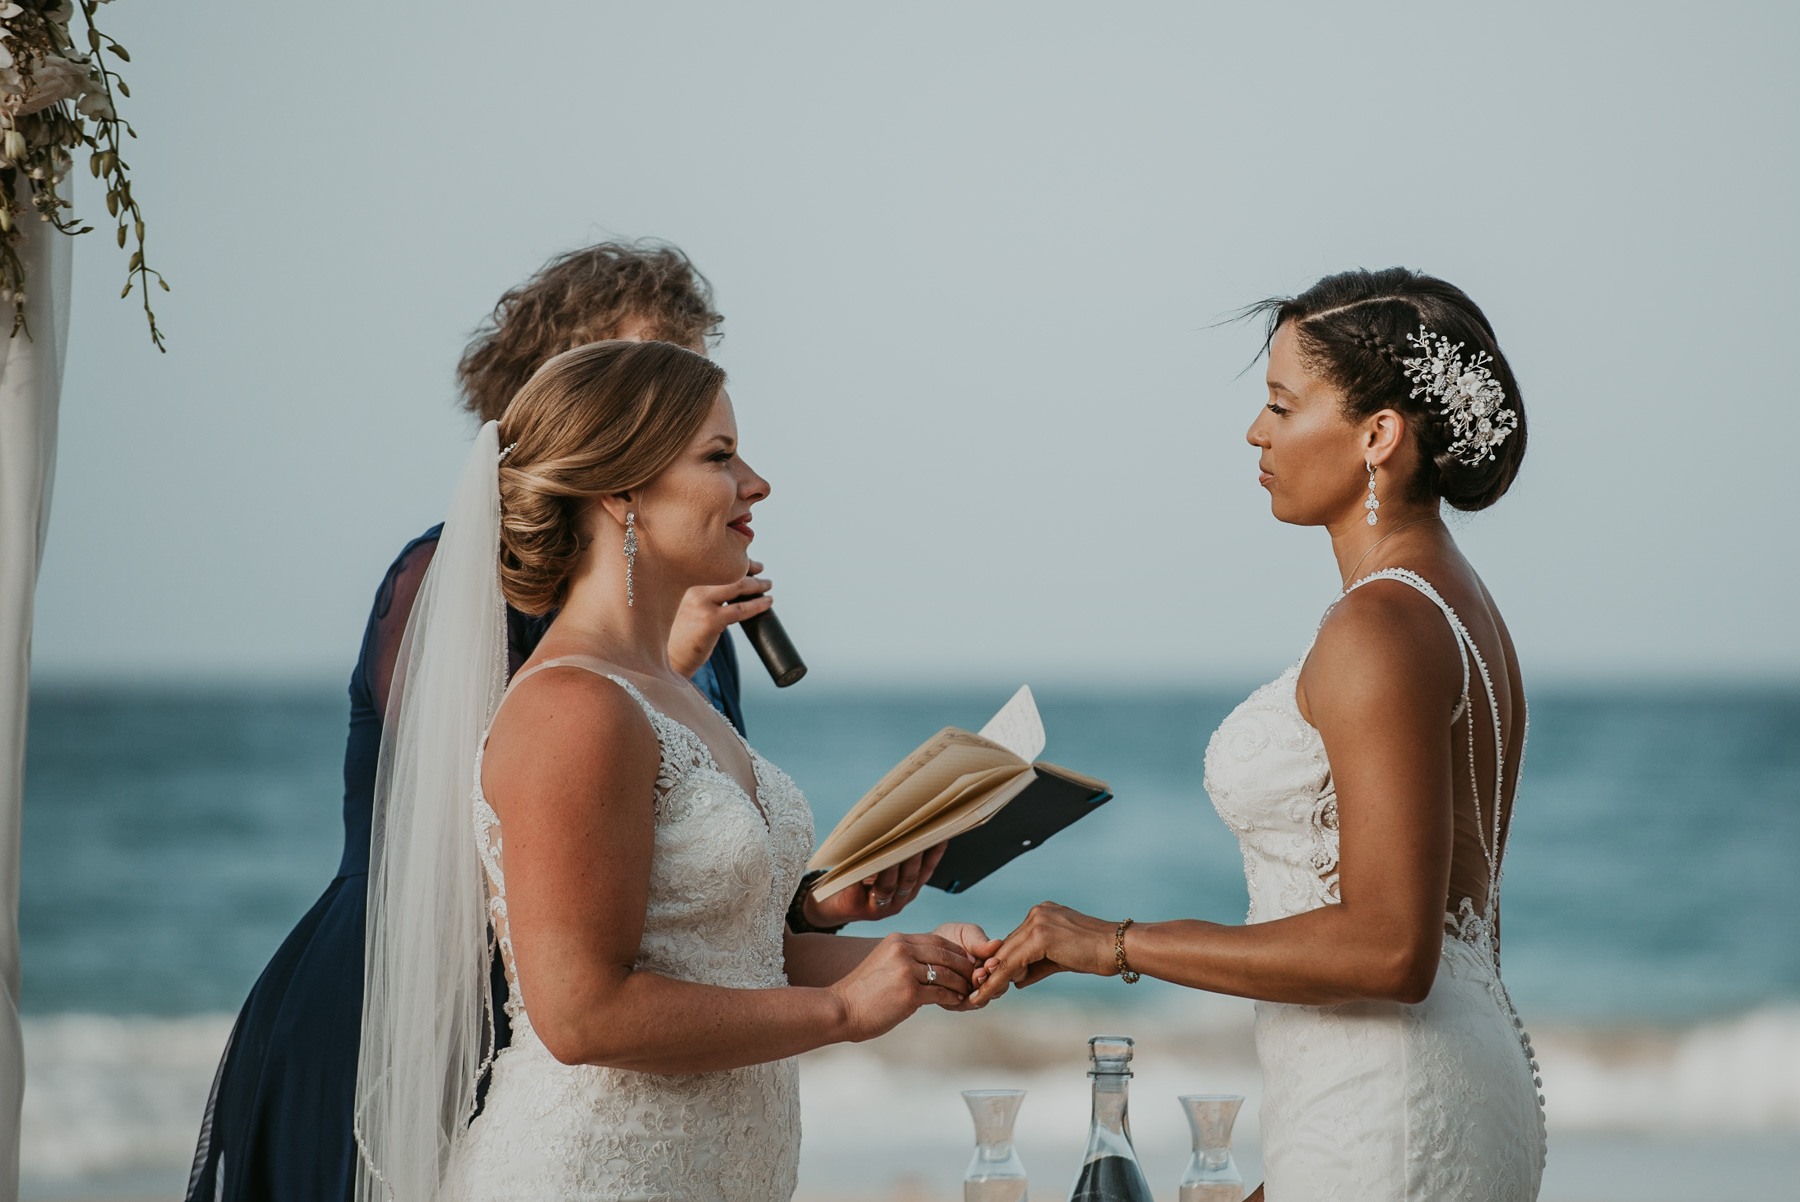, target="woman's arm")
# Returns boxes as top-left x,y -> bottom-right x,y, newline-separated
975,584 -> 1460,1007
484,668 -> 975,1074
784,923 -> 999,993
